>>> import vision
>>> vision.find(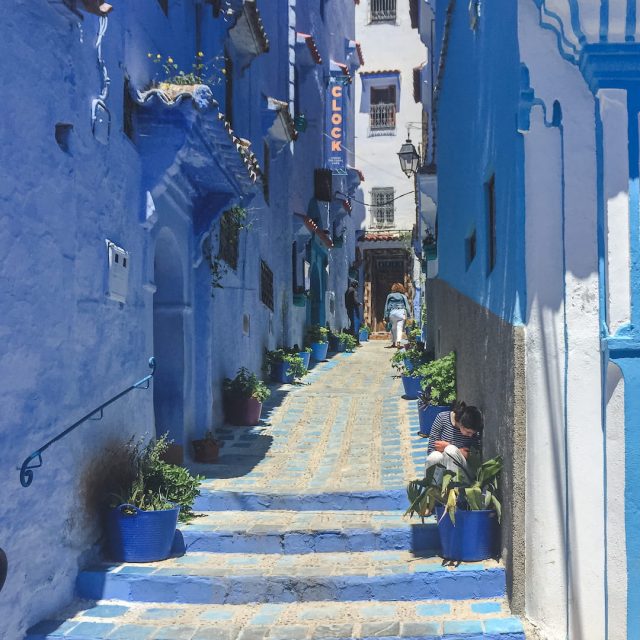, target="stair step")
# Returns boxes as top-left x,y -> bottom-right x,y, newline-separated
182,510 -> 439,554
26,598 -> 525,639
193,490 -> 409,512
76,551 -> 506,604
